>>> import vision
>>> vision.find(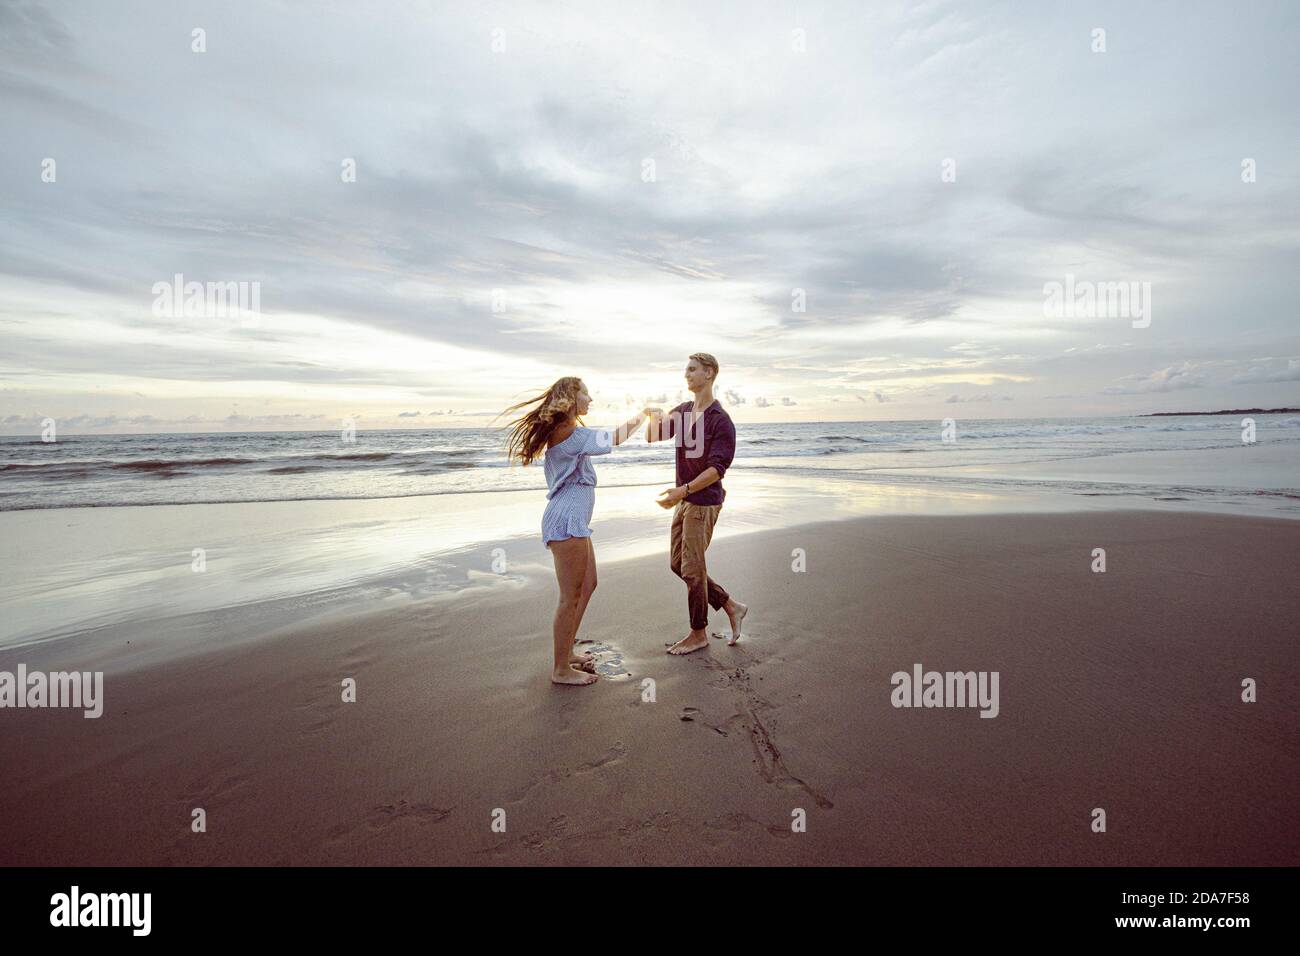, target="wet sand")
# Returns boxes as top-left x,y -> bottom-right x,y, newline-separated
1,510 -> 1296,865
